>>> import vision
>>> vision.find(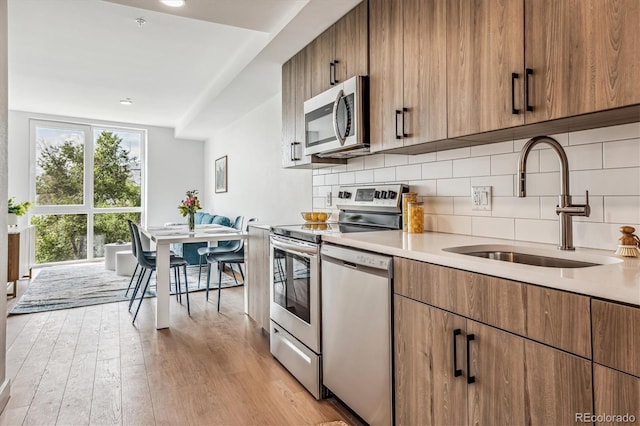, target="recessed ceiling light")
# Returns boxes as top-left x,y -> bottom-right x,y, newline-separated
120,98 -> 133,105
160,0 -> 185,7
